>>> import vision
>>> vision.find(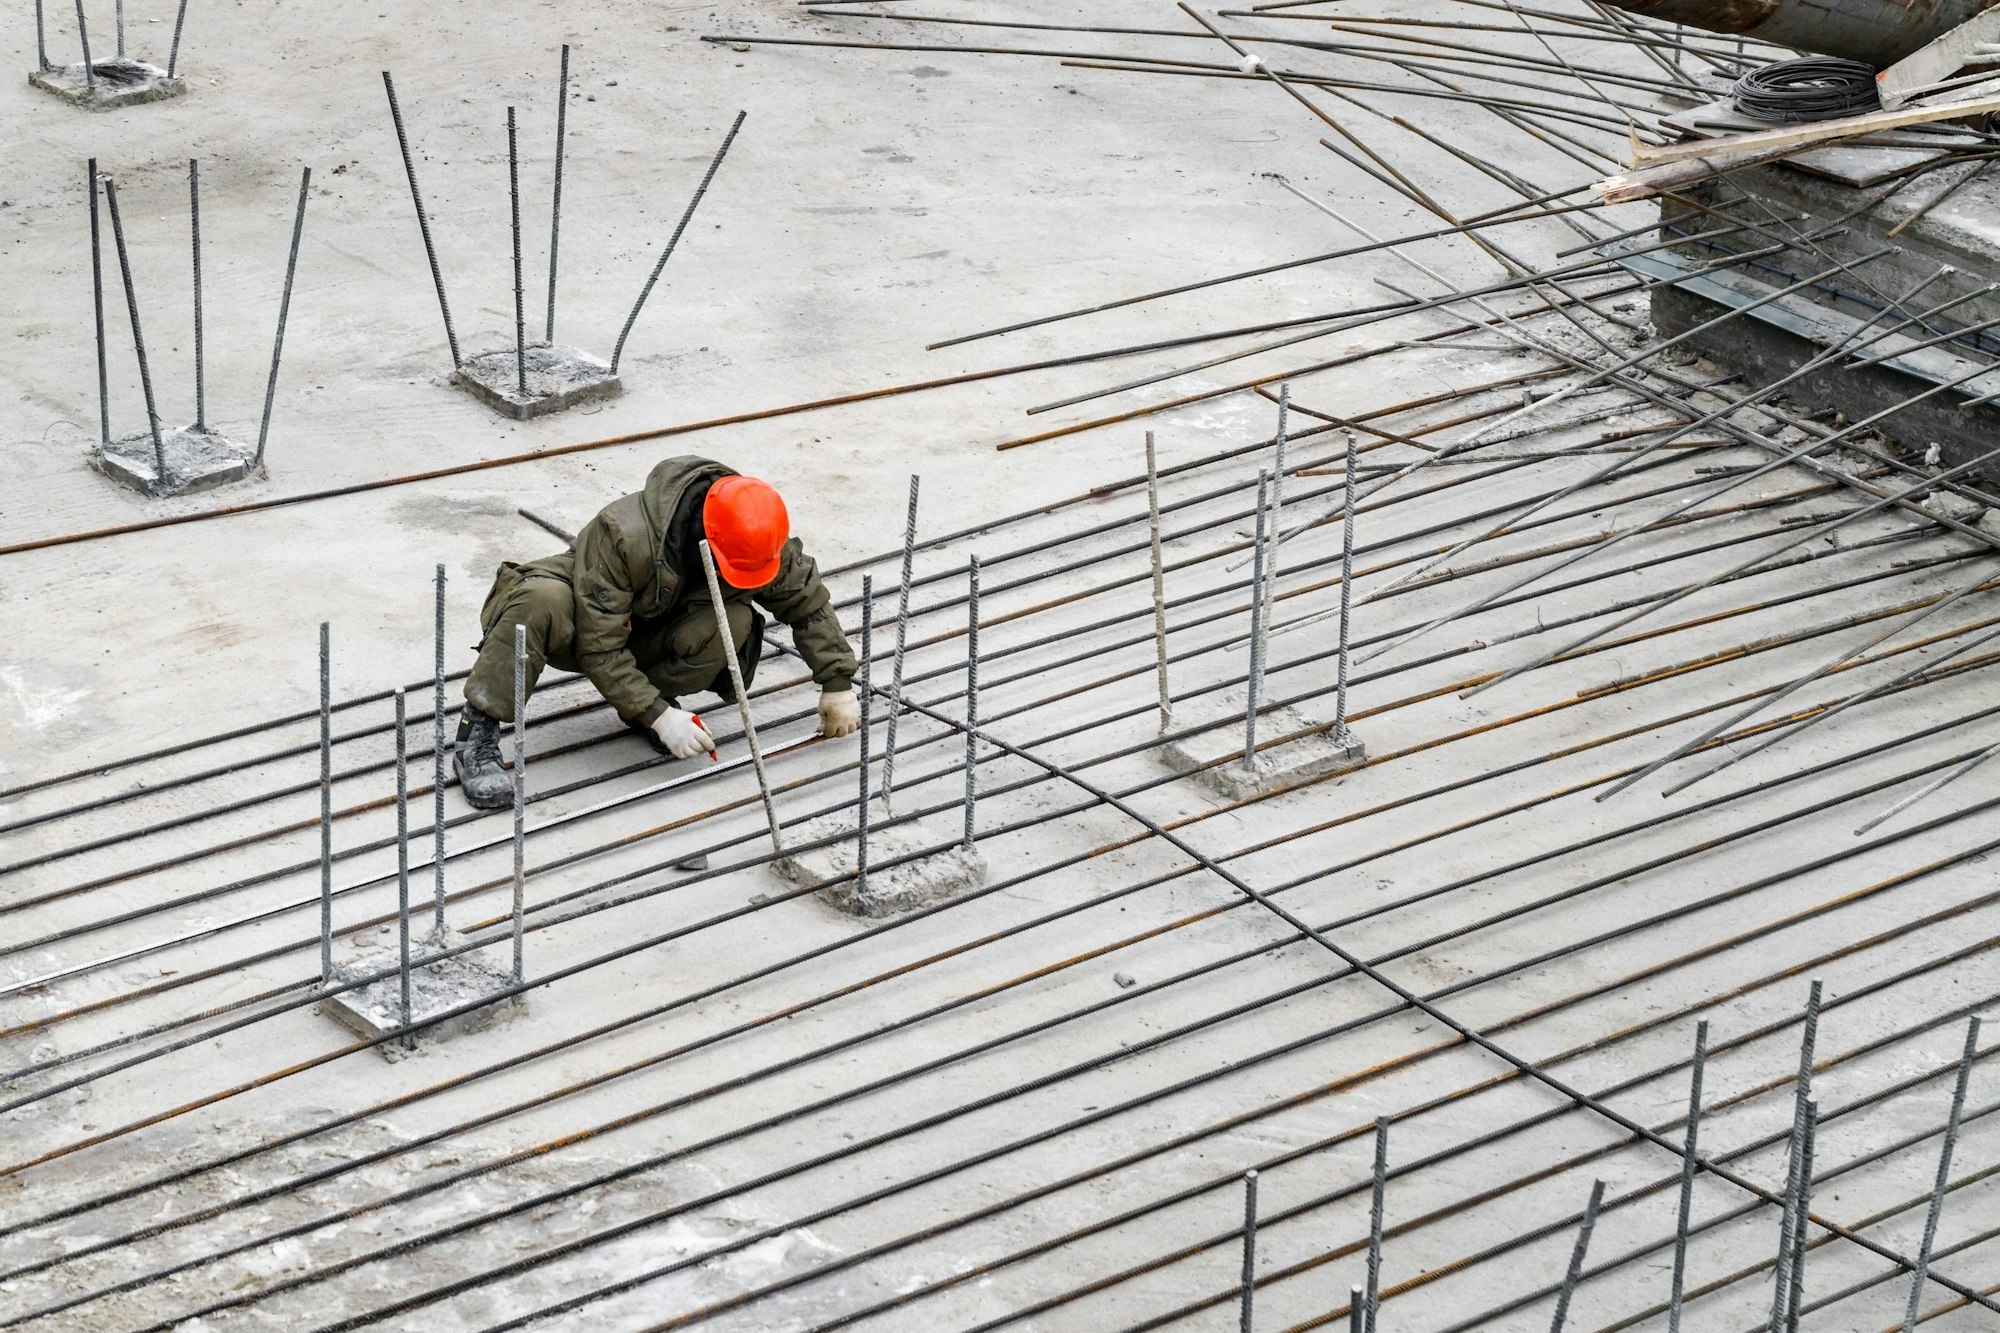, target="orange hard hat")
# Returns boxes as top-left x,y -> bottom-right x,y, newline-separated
703,474 -> 790,588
